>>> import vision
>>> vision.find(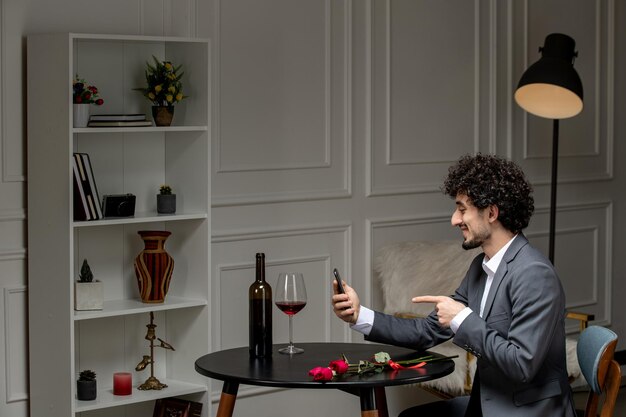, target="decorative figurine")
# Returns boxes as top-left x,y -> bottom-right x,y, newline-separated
136,311 -> 175,390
